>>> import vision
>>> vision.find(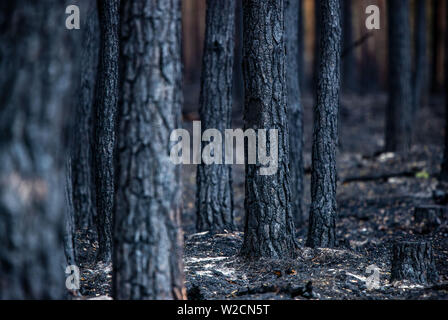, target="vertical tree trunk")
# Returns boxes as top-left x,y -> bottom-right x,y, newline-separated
298,0 -> 305,91
431,0 -> 442,93
196,0 -> 235,232
385,0 -> 412,152
306,0 -> 341,248
341,0 -> 356,93
240,0 -> 297,259
441,1 -> 448,182
113,0 -> 186,300
71,2 -> 99,260
285,0 -> 304,226
93,0 -> 120,263
0,0 -> 79,299
413,0 -> 428,114
313,0 -> 321,94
